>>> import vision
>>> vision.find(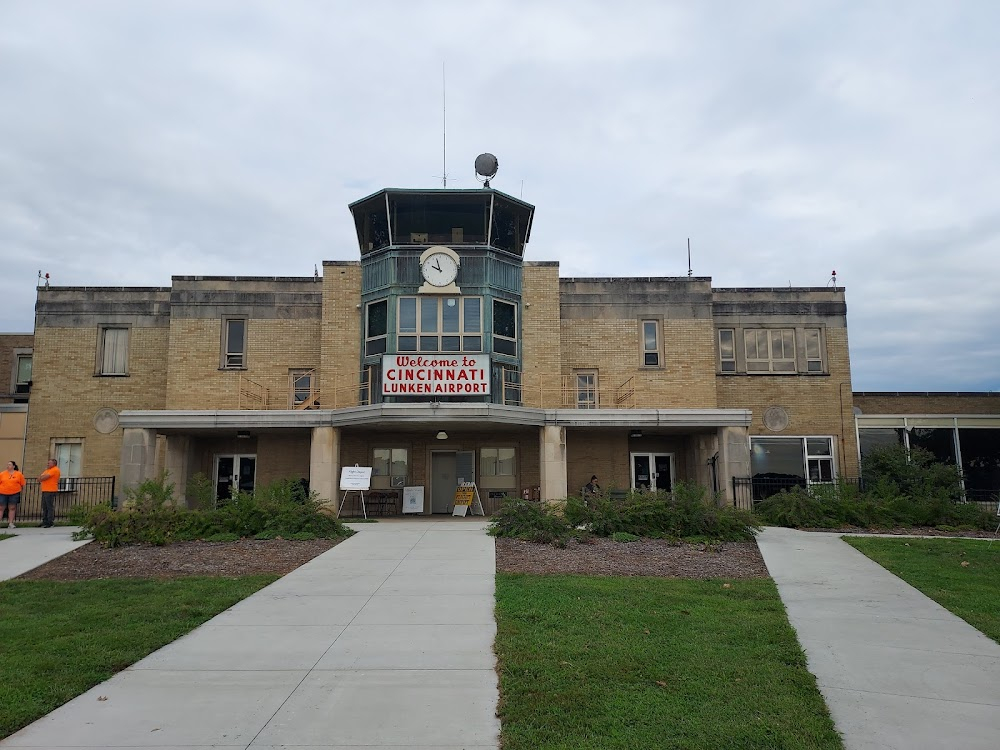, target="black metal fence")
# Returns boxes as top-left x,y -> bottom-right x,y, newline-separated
1,477 -> 116,525
733,476 -> 998,513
